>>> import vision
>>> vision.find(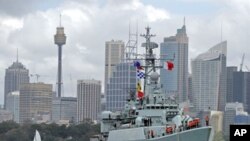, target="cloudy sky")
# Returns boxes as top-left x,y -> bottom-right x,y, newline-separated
0,0 -> 250,105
